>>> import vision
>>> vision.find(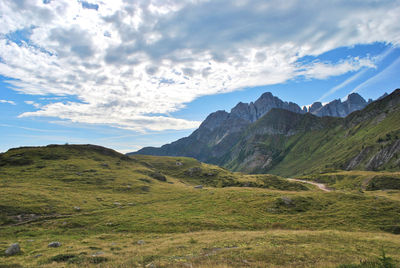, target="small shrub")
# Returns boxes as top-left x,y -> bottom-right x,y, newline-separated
48,254 -> 78,263
88,256 -> 108,264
